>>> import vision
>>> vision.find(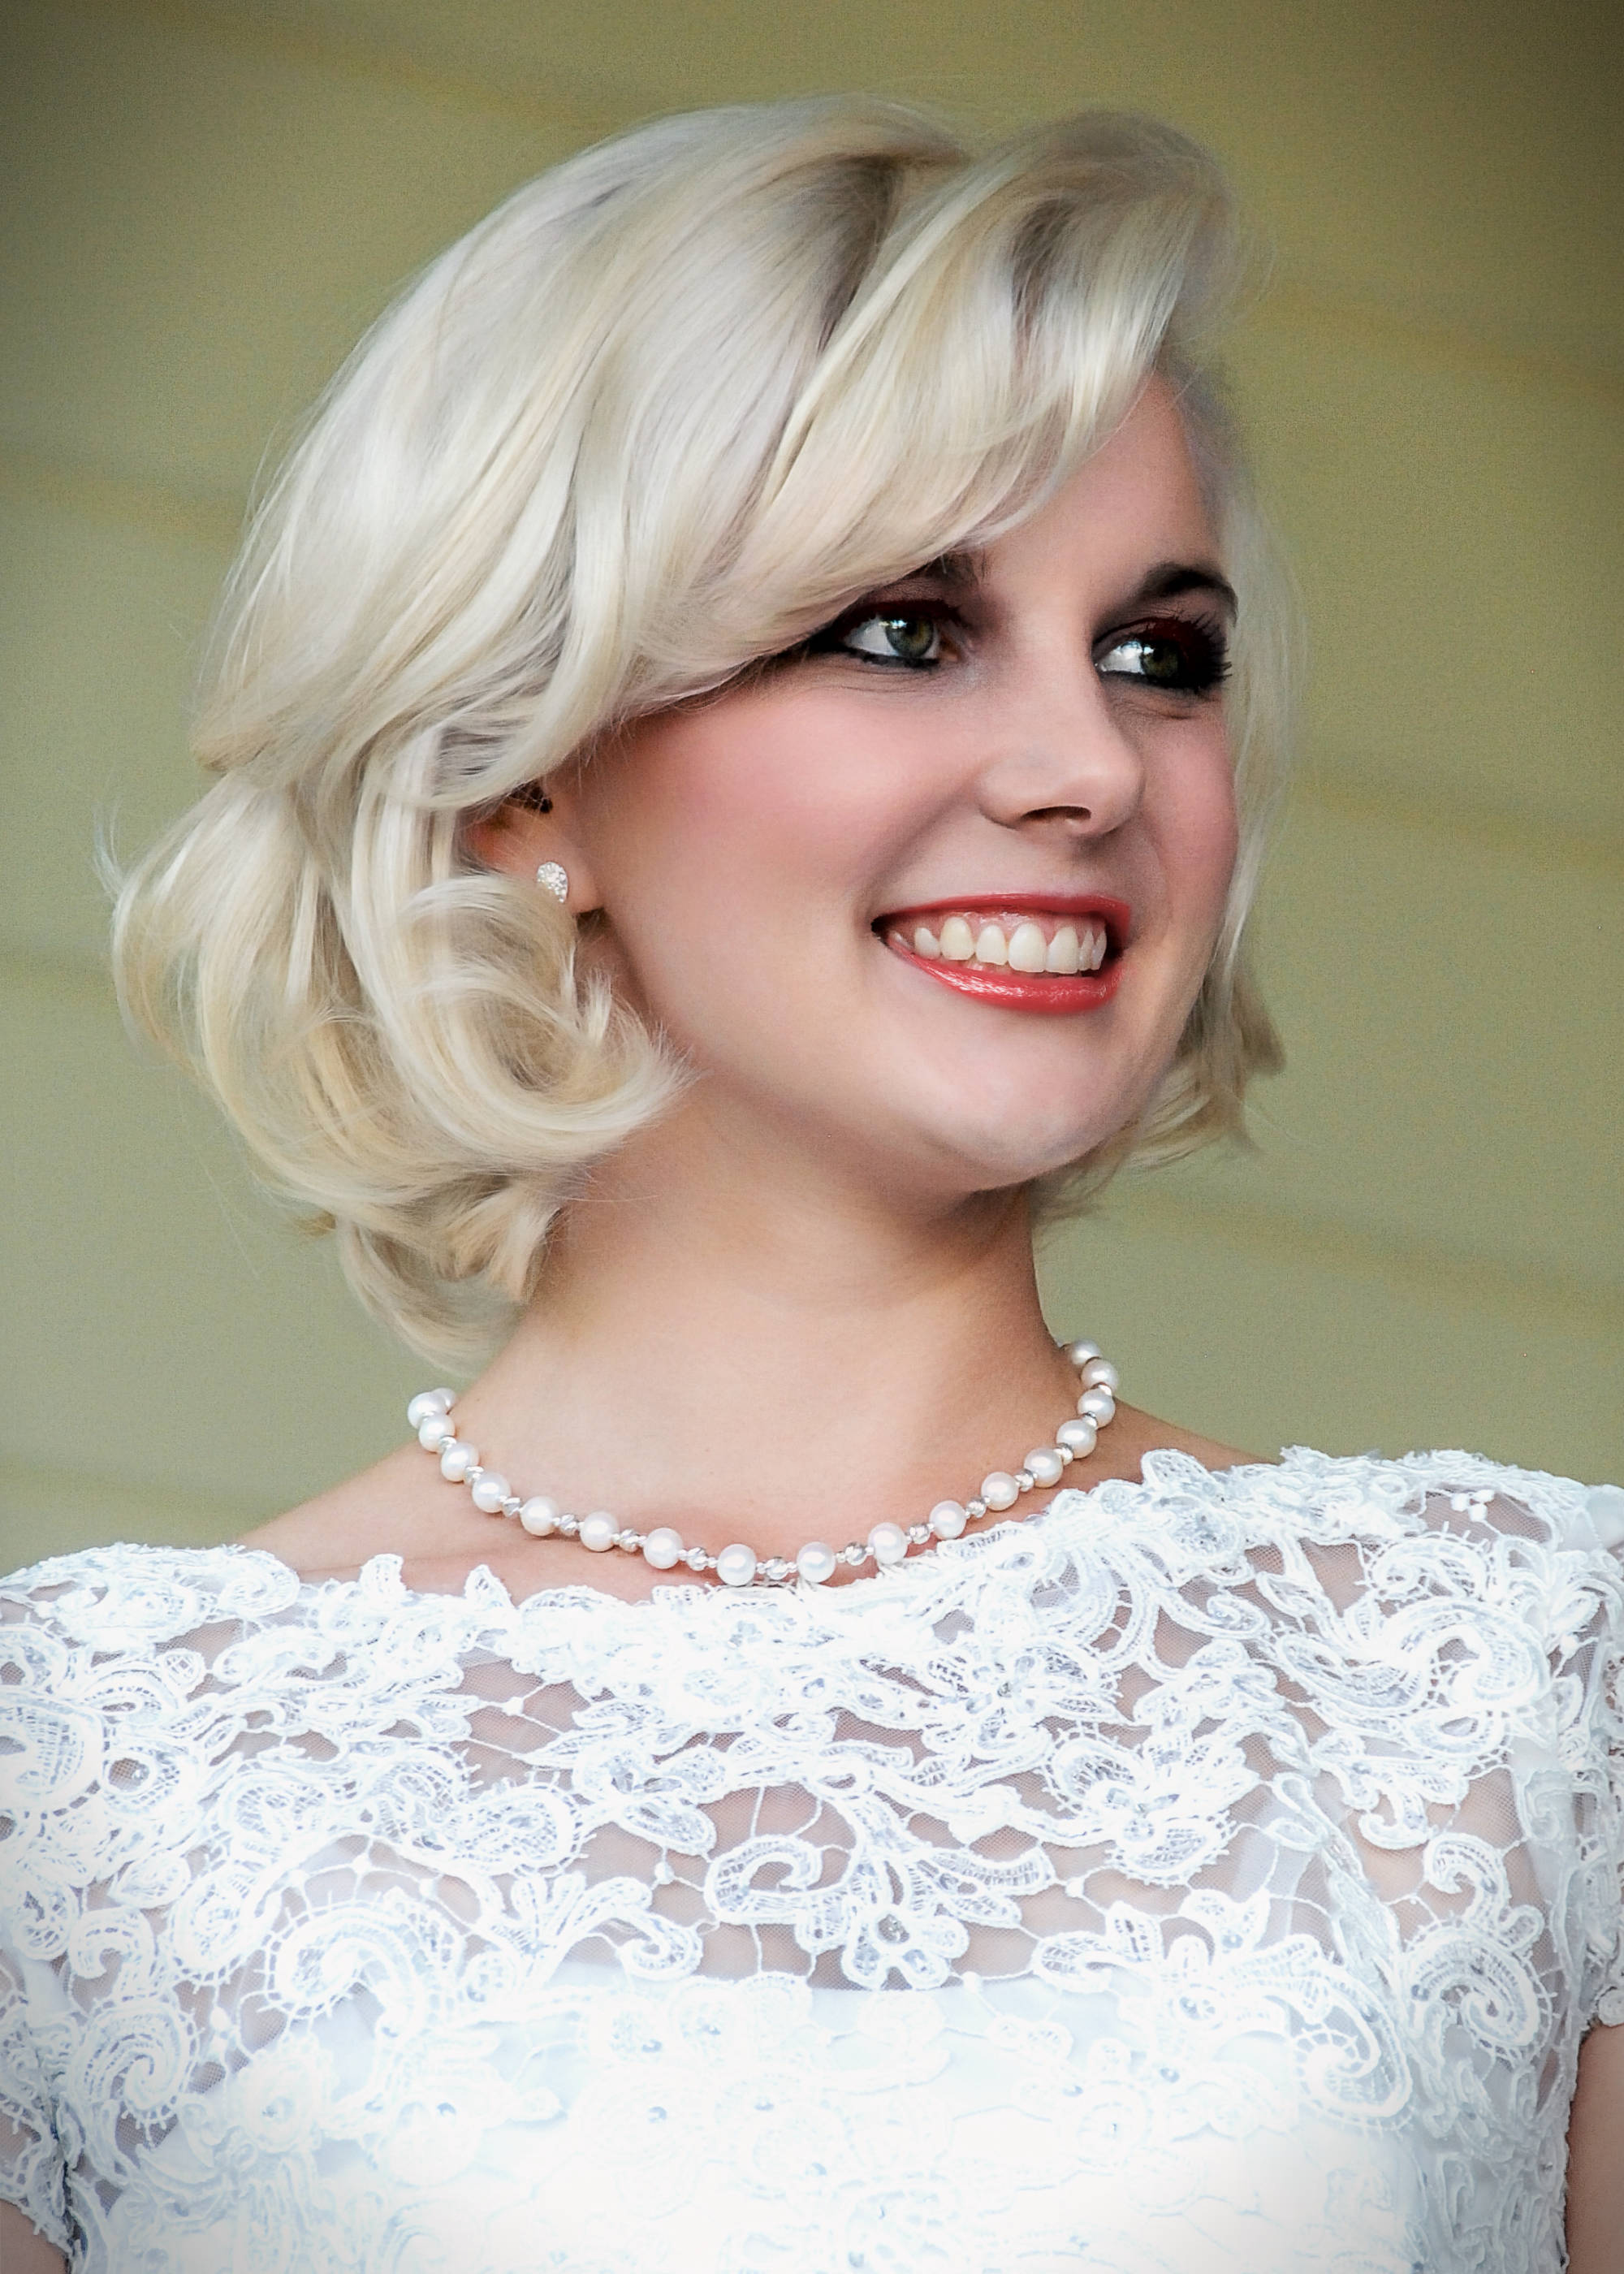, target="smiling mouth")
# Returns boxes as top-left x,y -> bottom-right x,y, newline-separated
875,895 -> 1130,1015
